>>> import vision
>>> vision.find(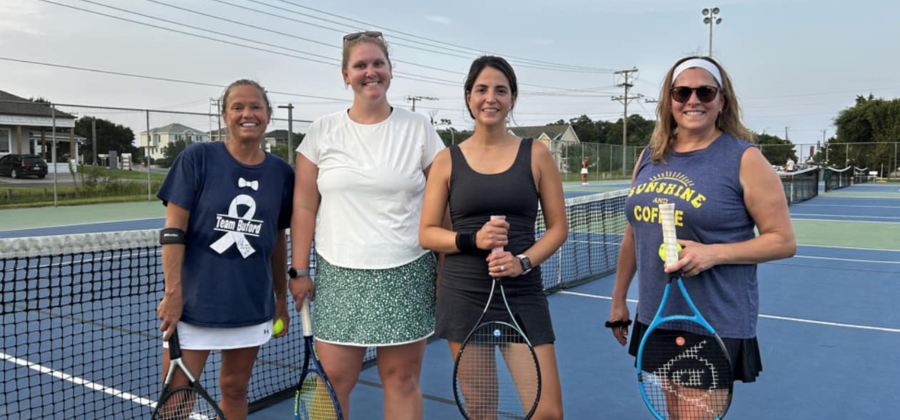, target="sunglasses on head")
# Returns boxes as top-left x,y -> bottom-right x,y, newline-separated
343,31 -> 383,42
670,86 -> 720,103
